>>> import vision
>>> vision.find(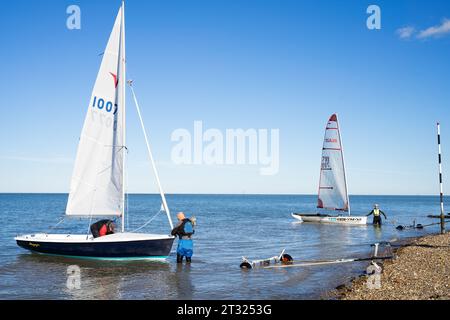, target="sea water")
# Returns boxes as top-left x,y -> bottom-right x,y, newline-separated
0,193 -> 444,299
